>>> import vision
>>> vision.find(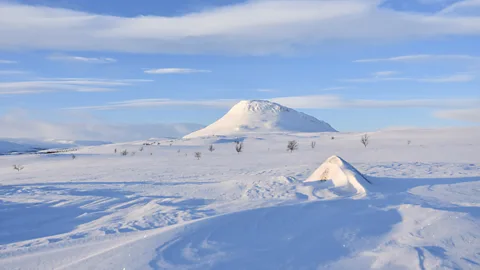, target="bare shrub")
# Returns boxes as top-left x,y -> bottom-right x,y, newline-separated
331,136 -> 335,140
235,141 -> 243,154
13,165 -> 24,172
194,152 -> 202,160
311,141 -> 316,149
407,140 -> 411,145
71,154 -> 76,160
287,140 -> 299,153
361,134 -> 370,148
139,146 -> 144,152
114,148 -> 117,153
120,150 -> 128,156
209,145 -> 215,152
